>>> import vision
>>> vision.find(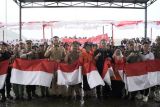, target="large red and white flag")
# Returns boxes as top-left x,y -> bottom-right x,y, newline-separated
11,59 -> 56,87
124,61 -> 149,92
83,62 -> 105,89
146,60 -> 160,87
57,60 -> 82,85
0,60 -> 9,89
